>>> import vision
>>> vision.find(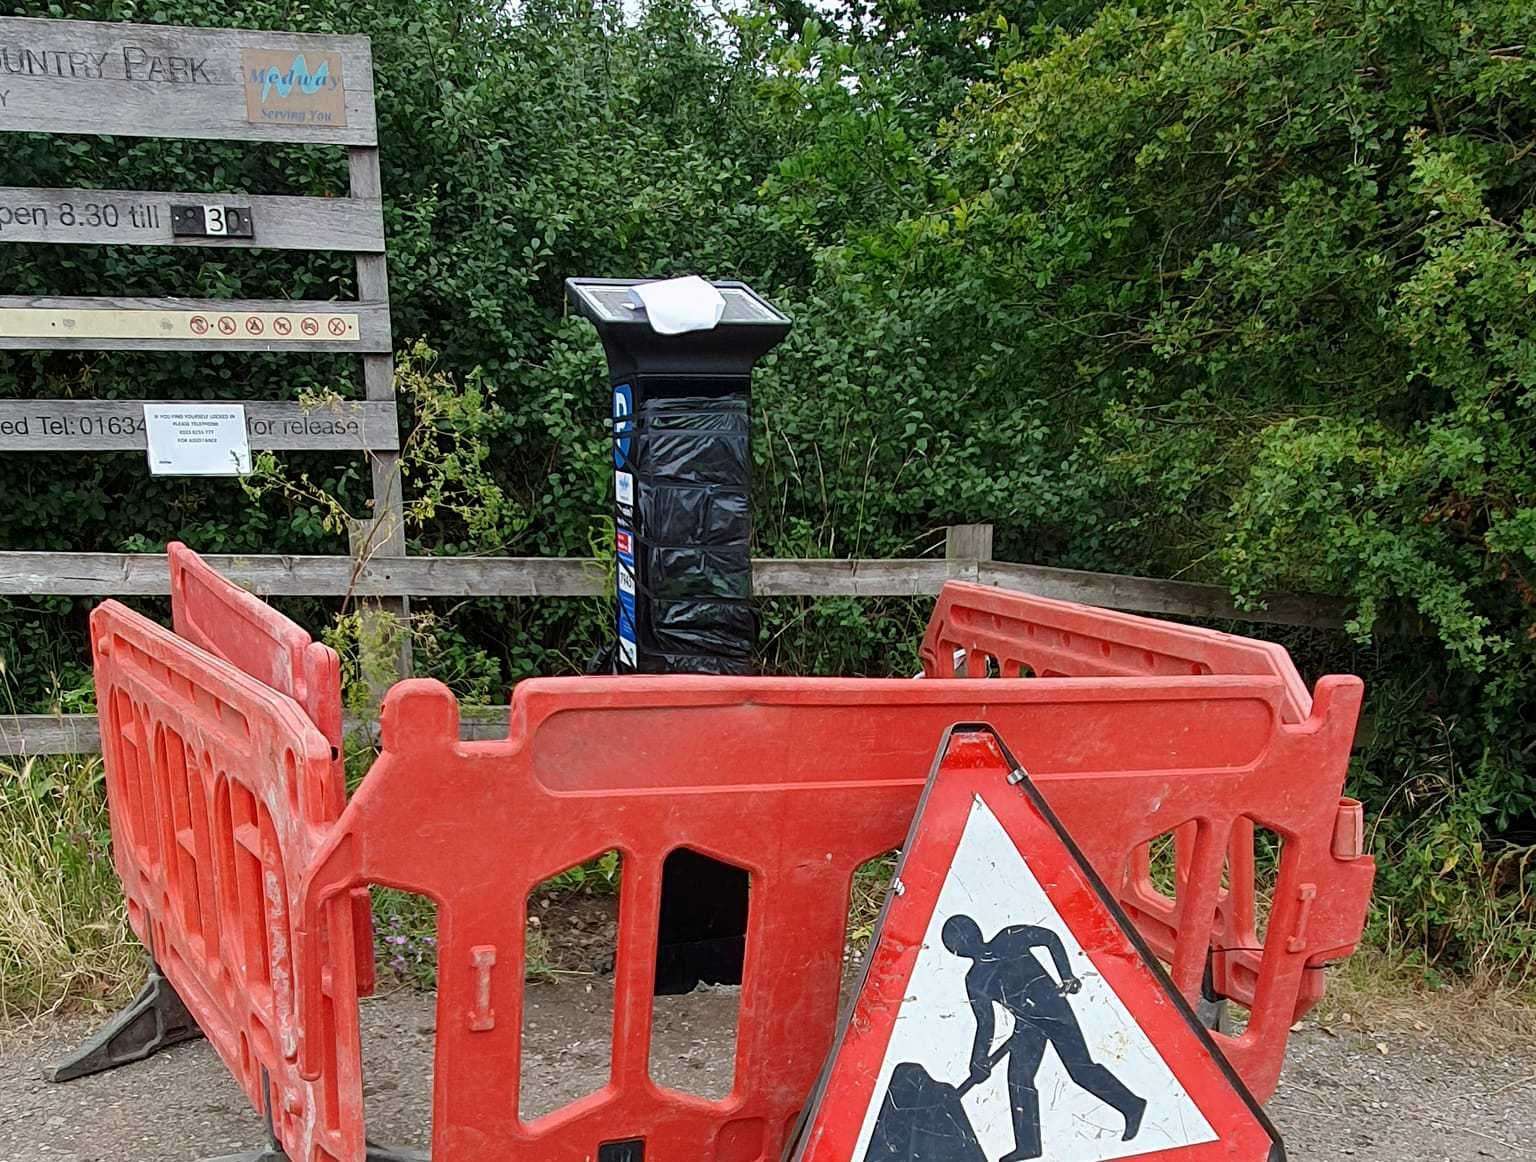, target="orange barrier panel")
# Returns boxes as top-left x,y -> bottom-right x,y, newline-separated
920,580 -> 1313,720
93,600 -> 366,1162
168,541 -> 375,997
169,542 -> 346,749
920,581 -> 1374,1077
296,634 -> 1367,1159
